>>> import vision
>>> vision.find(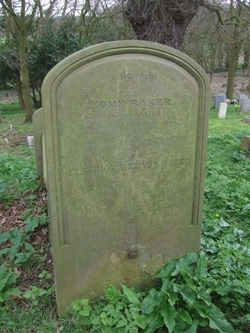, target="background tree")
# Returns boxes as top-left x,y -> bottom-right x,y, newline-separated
182,7 -> 227,80
0,0 -> 41,121
125,0 -> 203,49
0,36 -> 25,108
28,17 -> 79,108
203,0 -> 250,98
